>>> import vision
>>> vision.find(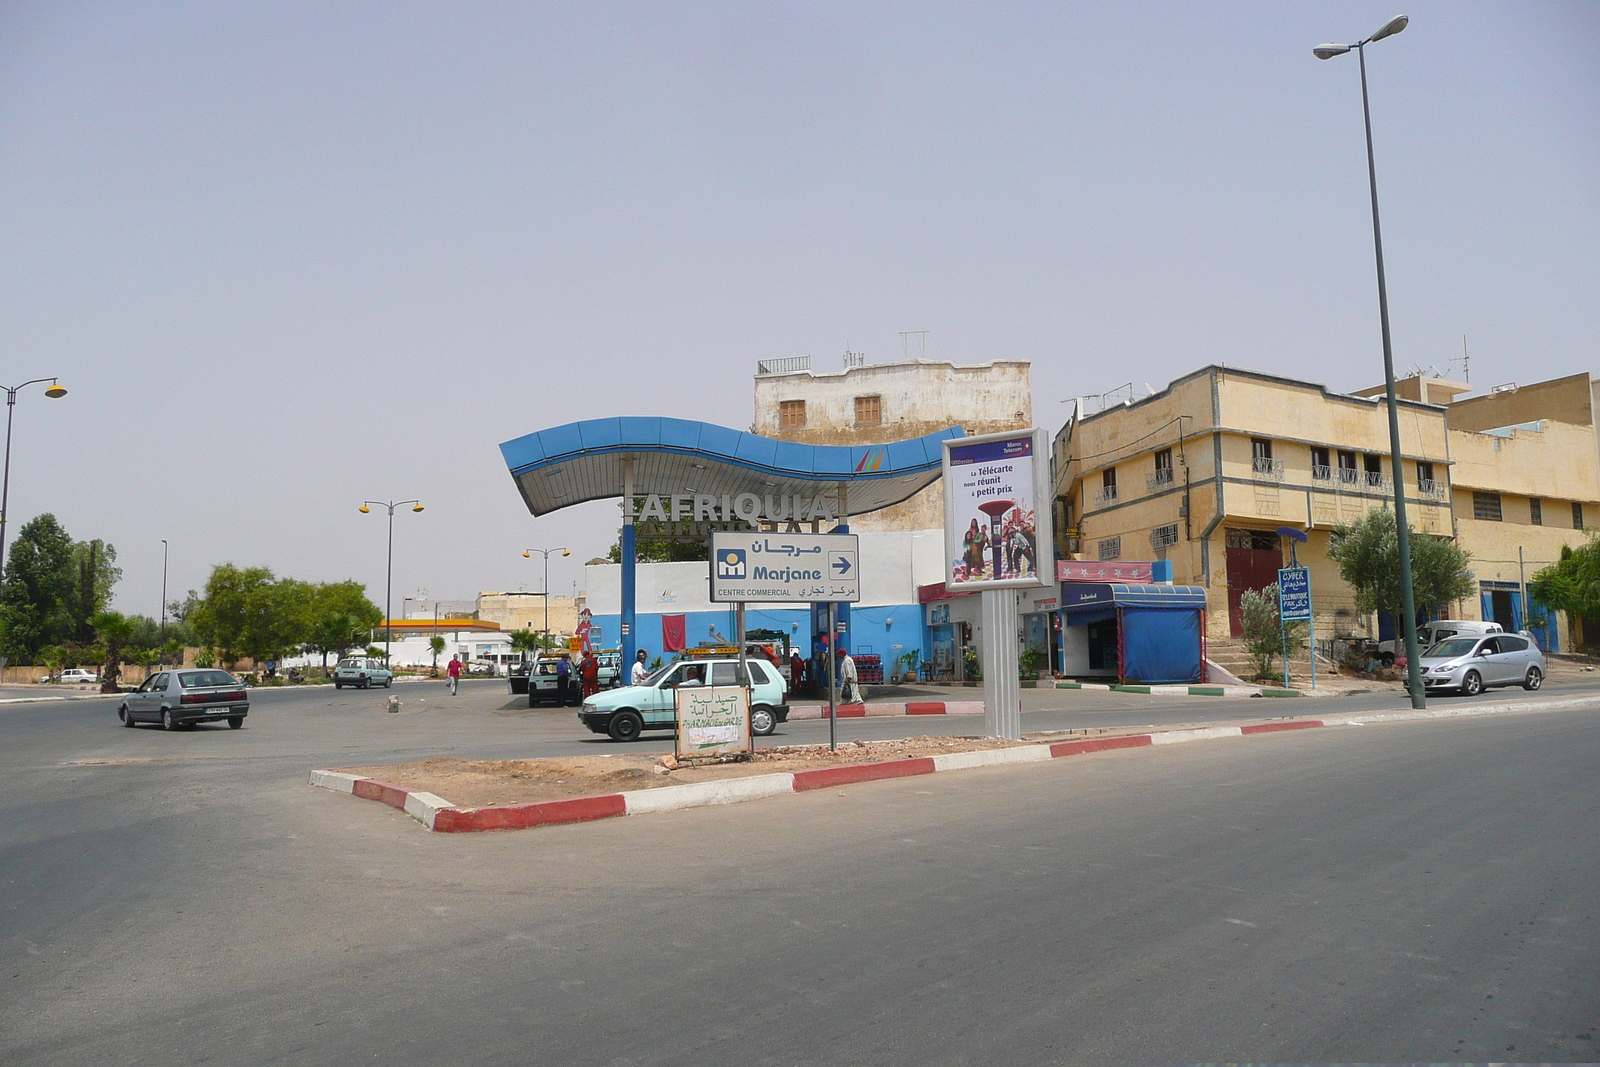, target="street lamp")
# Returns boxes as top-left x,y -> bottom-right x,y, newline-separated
1315,14 -> 1425,710
522,547 -> 570,648
0,378 -> 68,583
360,499 -> 425,666
160,539 -> 169,656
